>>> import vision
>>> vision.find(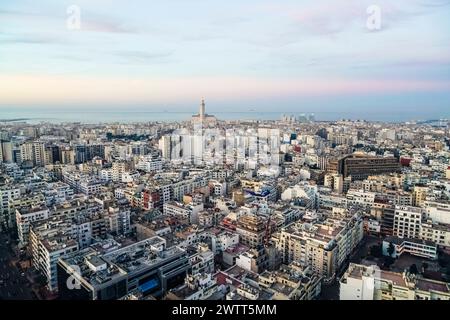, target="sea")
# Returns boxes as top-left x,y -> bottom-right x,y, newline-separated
0,108 -> 448,124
